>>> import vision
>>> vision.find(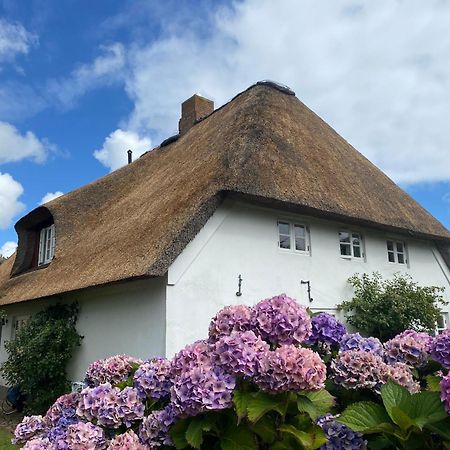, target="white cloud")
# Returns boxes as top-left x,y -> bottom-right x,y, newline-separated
0,121 -> 49,164
0,241 -> 17,258
93,128 -> 151,171
40,191 -> 63,205
0,173 -> 24,229
120,0 -> 450,185
0,19 -> 37,62
48,43 -> 126,108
